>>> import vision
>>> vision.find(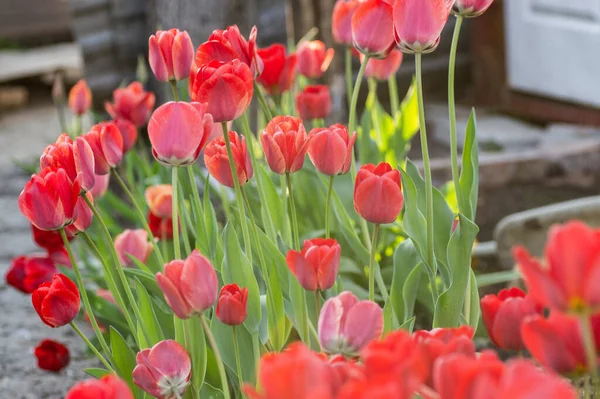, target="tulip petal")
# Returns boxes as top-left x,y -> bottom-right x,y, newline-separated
342,300 -> 383,351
